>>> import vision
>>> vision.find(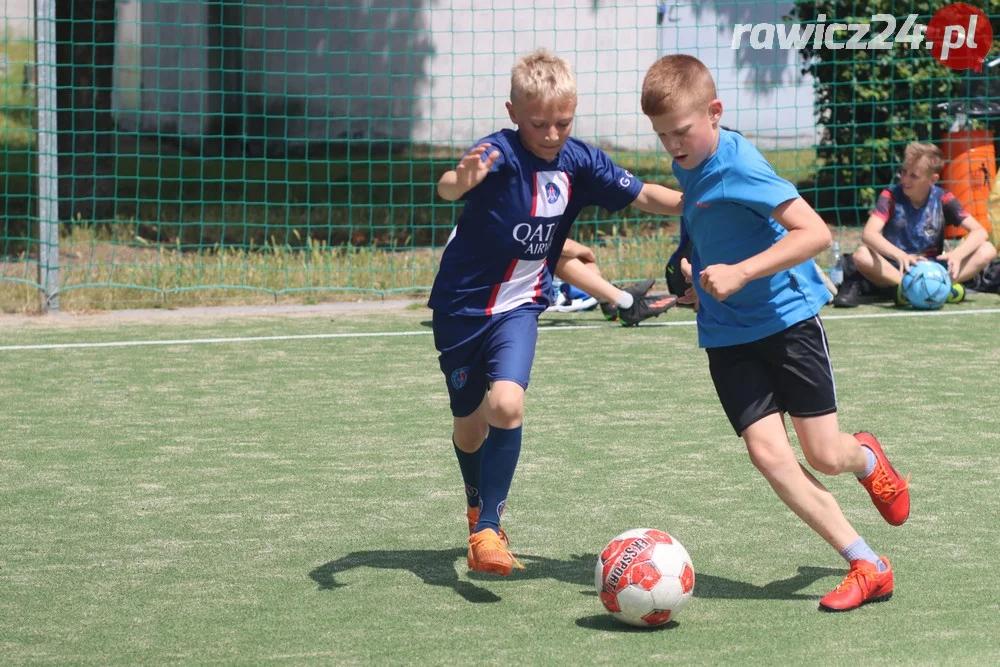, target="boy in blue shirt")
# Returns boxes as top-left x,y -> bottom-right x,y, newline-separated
641,54 -> 911,612
835,141 -> 997,307
430,49 -> 684,575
